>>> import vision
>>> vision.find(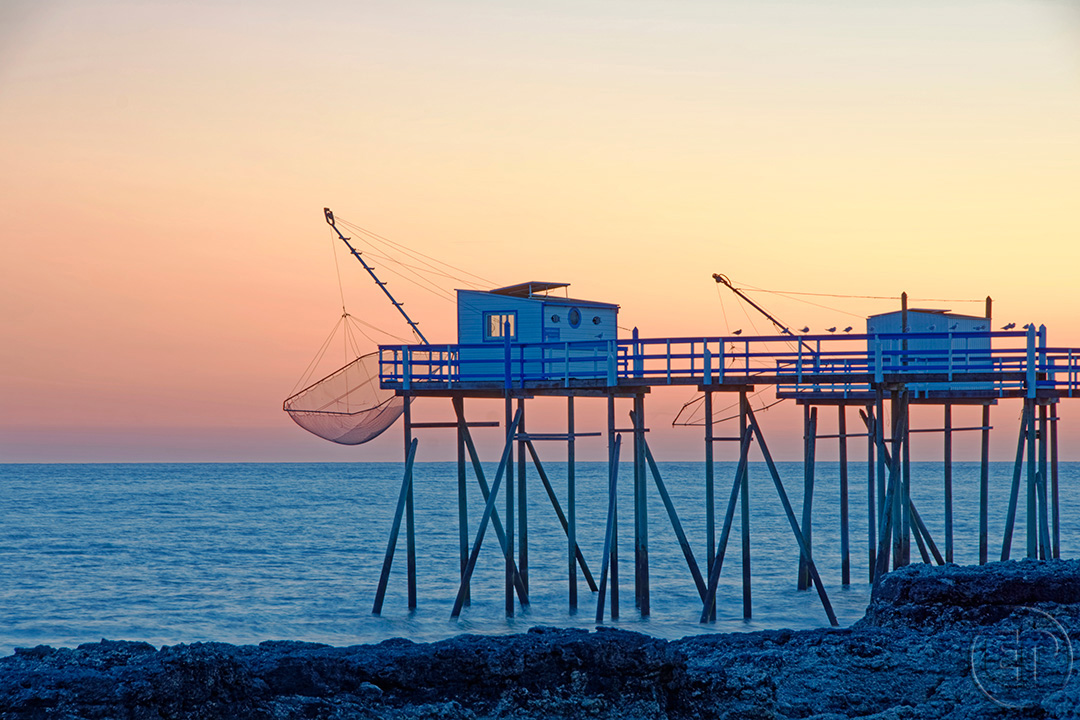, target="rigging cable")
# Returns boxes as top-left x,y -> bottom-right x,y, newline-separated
336,217 -> 494,289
